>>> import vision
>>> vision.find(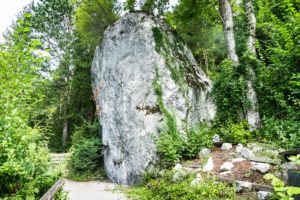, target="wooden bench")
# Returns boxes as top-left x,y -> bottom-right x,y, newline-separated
40,179 -> 65,200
